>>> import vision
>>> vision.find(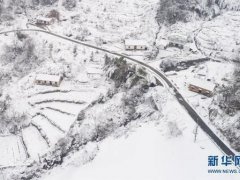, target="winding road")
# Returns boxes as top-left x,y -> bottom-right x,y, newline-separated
0,28 -> 236,158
